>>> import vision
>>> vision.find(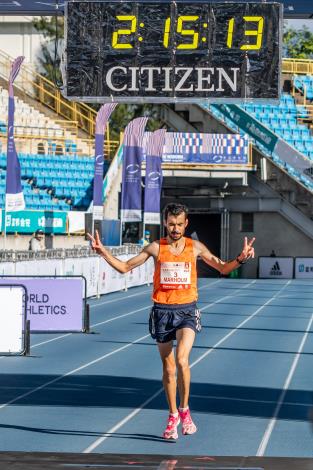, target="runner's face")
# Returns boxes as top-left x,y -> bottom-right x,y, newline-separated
165,213 -> 188,241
